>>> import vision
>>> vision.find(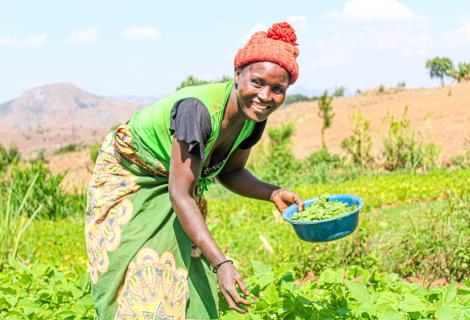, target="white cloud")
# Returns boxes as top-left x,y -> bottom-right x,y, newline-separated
67,27 -> 98,45
240,23 -> 266,43
308,39 -> 350,68
442,20 -> 470,44
374,30 -> 434,56
325,0 -> 417,23
122,26 -> 160,41
0,34 -> 46,48
286,16 -> 308,33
